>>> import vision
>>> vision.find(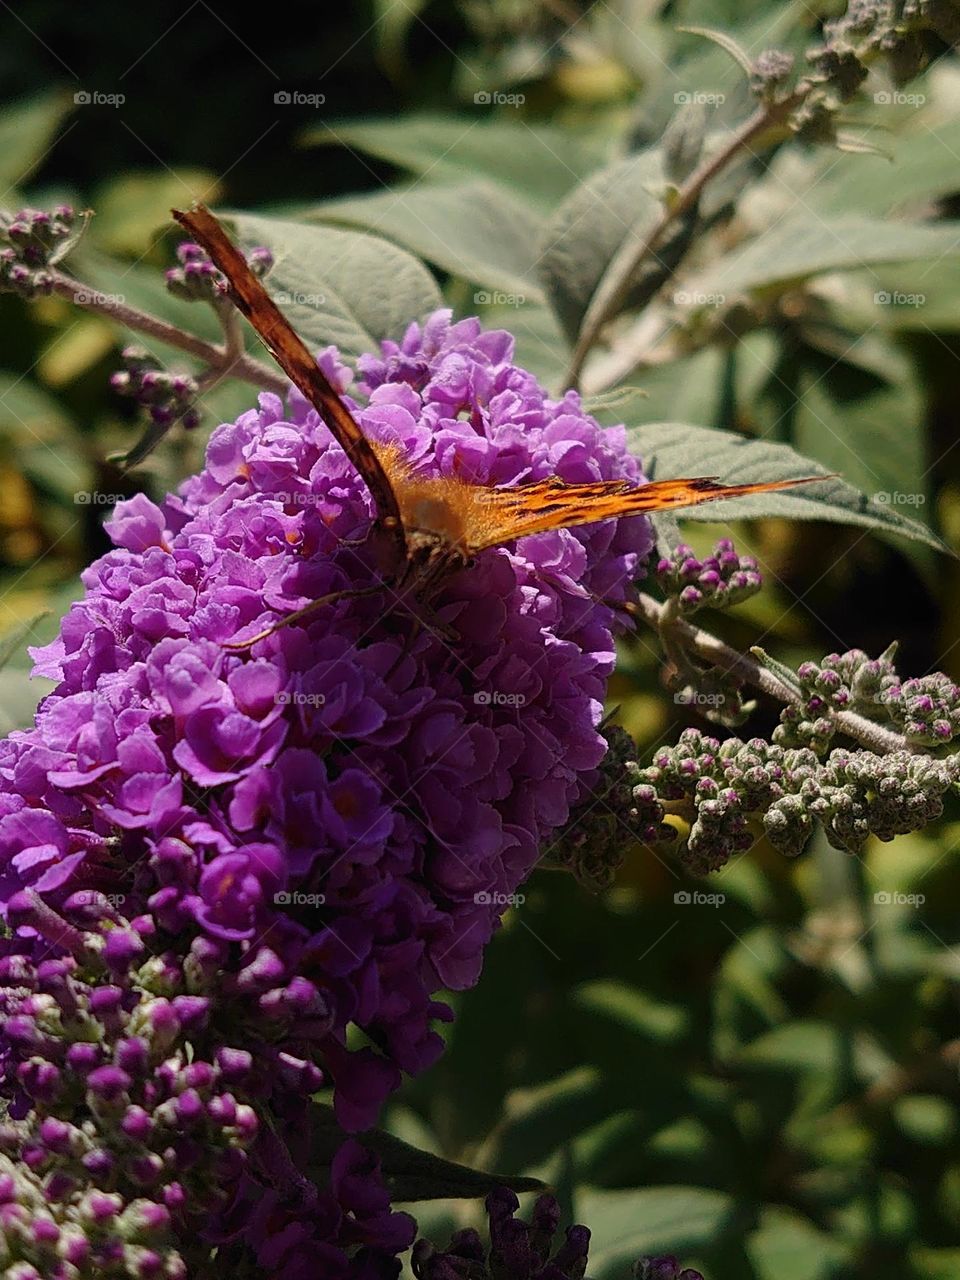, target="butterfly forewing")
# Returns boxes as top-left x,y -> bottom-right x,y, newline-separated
466,474 -> 827,552
172,205 -> 406,557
